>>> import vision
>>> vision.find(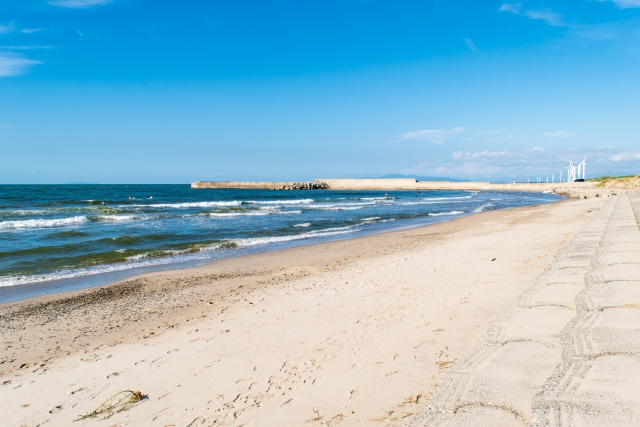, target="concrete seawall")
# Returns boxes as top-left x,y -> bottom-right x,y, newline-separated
192,178 -> 598,193
192,181 -> 298,189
